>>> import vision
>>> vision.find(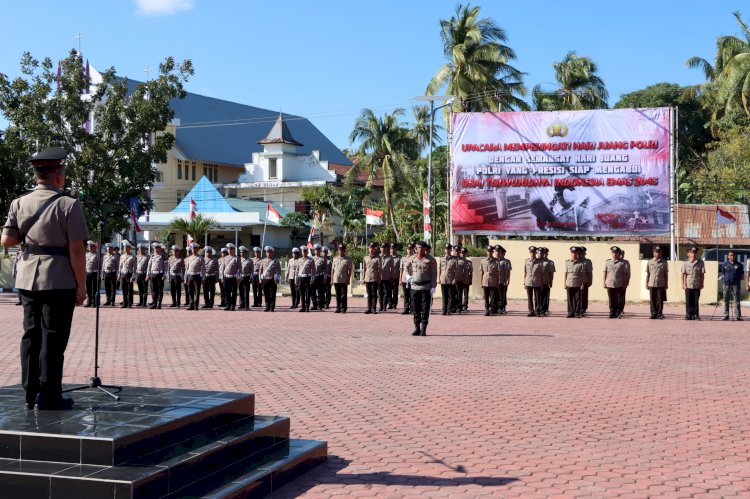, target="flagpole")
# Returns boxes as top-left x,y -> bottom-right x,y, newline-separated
261,218 -> 267,249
